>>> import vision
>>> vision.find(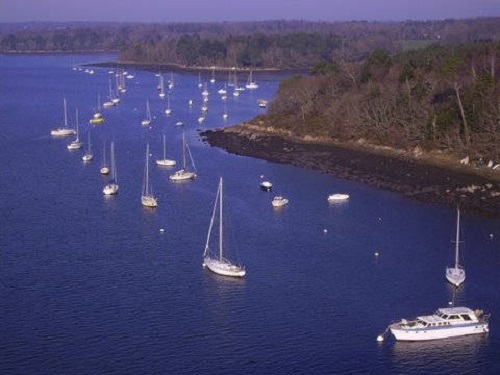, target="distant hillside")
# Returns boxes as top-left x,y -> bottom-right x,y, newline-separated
1,18 -> 500,69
